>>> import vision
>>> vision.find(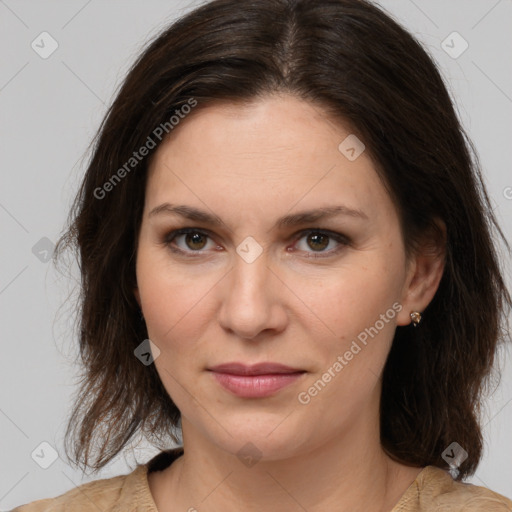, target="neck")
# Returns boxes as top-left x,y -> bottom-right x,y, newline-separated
154,411 -> 421,512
